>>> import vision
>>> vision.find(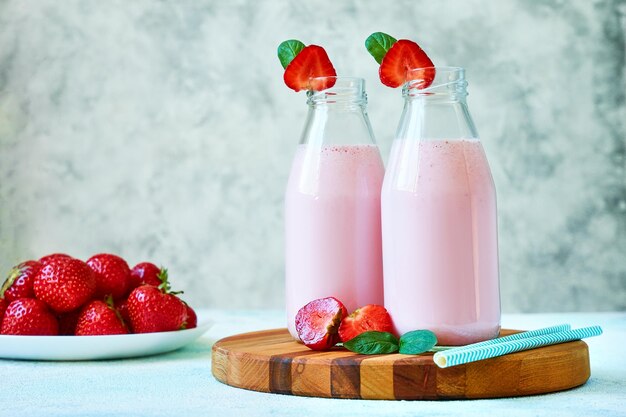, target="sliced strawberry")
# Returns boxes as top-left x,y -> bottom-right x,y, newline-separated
295,297 -> 347,350
379,39 -> 435,89
338,304 -> 394,343
283,45 -> 337,92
